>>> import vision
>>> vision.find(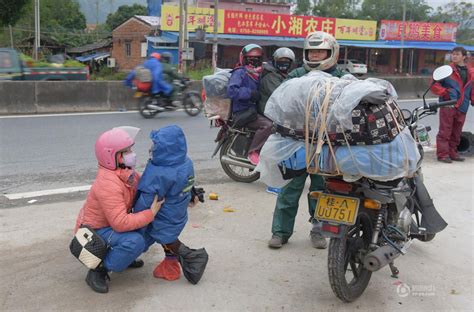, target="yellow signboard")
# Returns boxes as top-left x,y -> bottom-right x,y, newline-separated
161,5 -> 225,33
335,19 -> 377,40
